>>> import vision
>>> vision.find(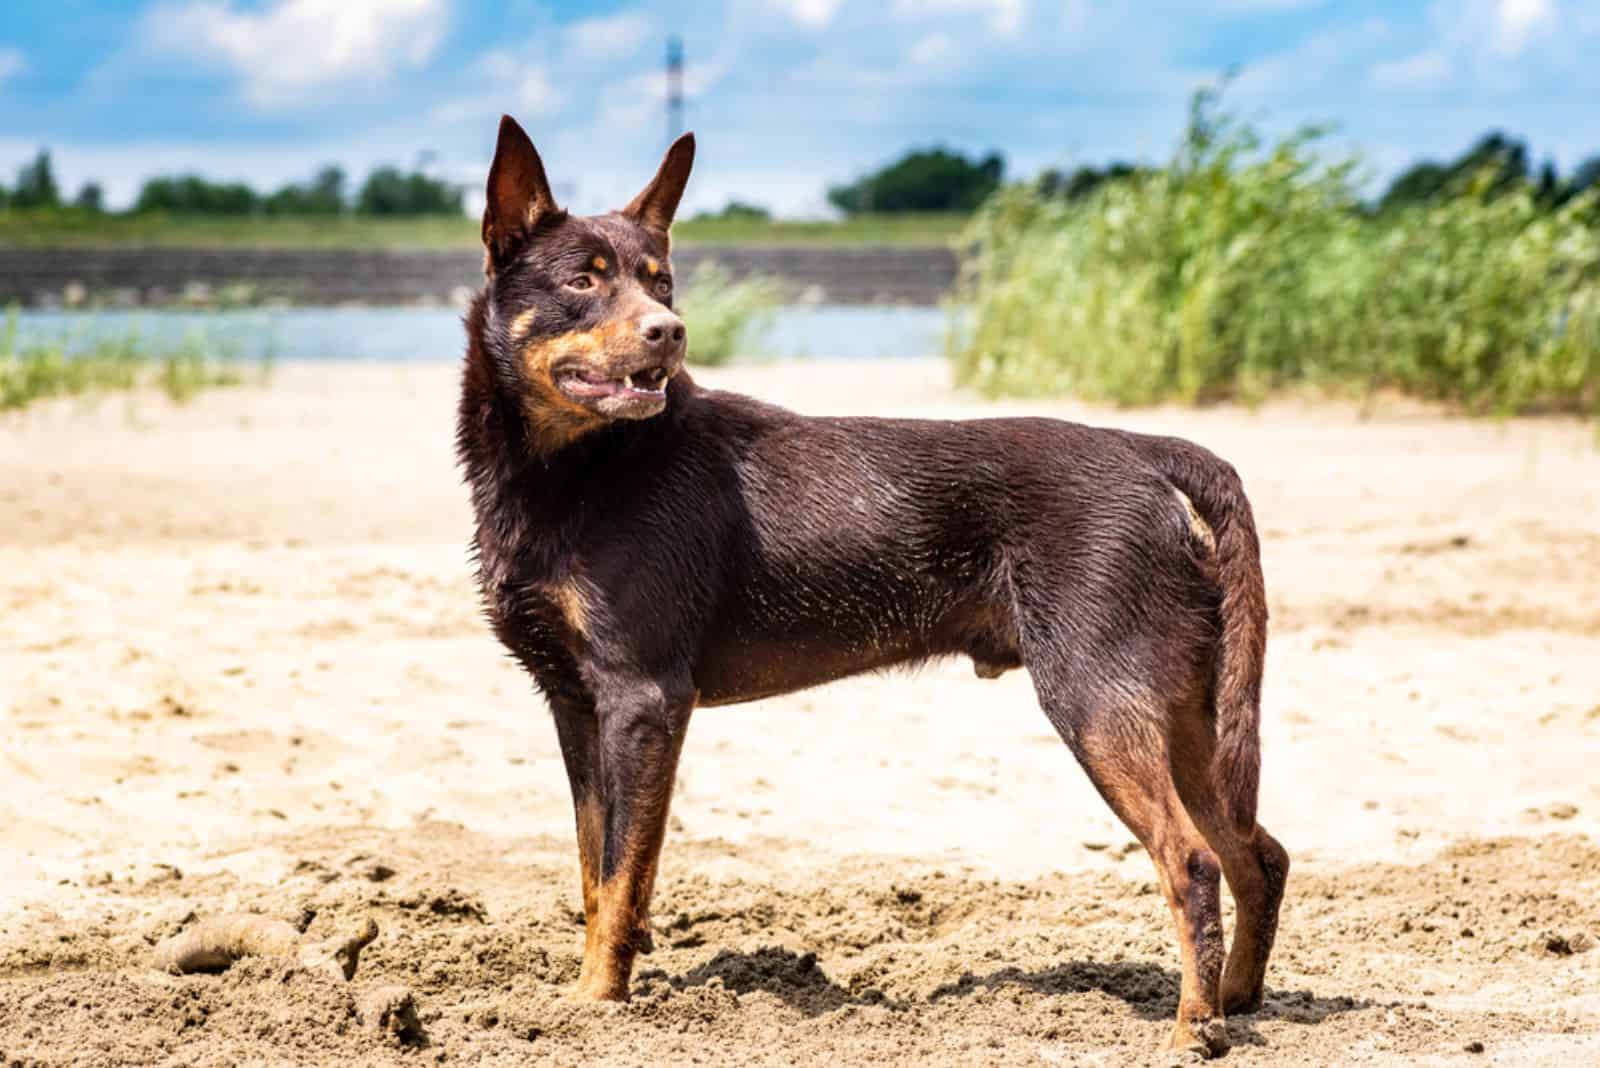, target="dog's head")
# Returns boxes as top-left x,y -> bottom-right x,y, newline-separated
479,115 -> 694,451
